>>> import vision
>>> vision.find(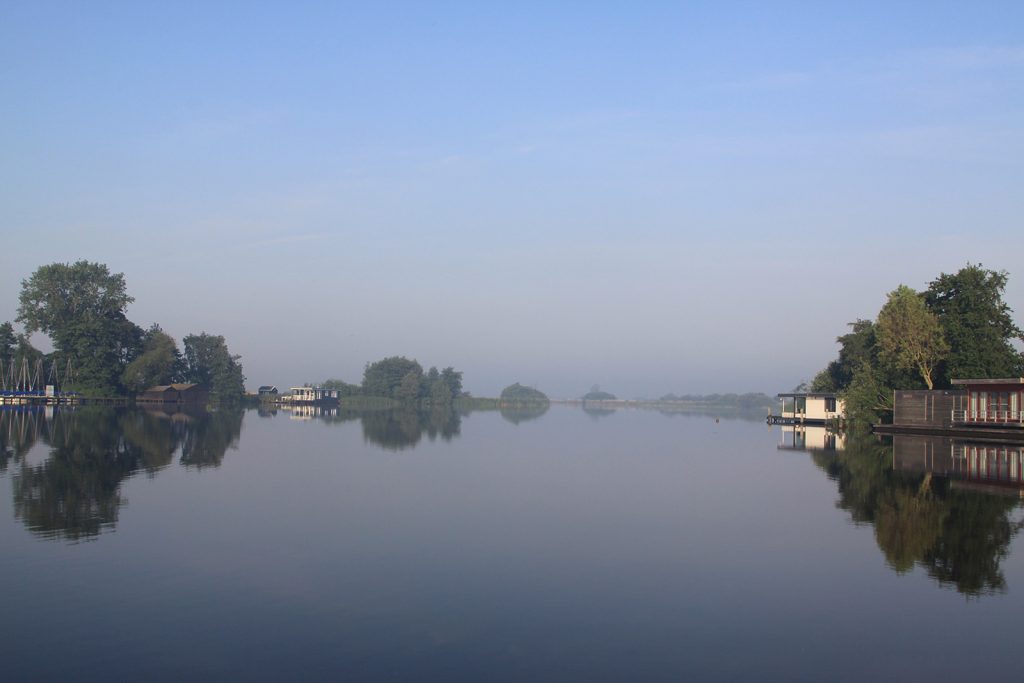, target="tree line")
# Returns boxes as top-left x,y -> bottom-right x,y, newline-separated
2,261 -> 245,402
810,264 -> 1024,423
